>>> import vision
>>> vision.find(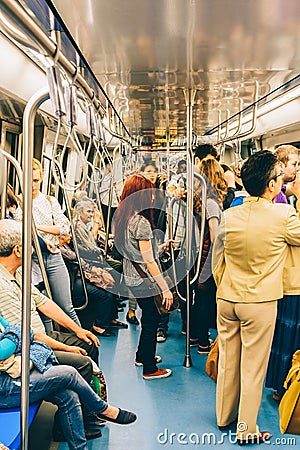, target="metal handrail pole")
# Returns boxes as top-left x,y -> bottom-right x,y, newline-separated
0,158 -> 7,219
21,86 -> 50,450
183,87 -> 196,368
166,197 -> 186,302
0,148 -> 53,299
